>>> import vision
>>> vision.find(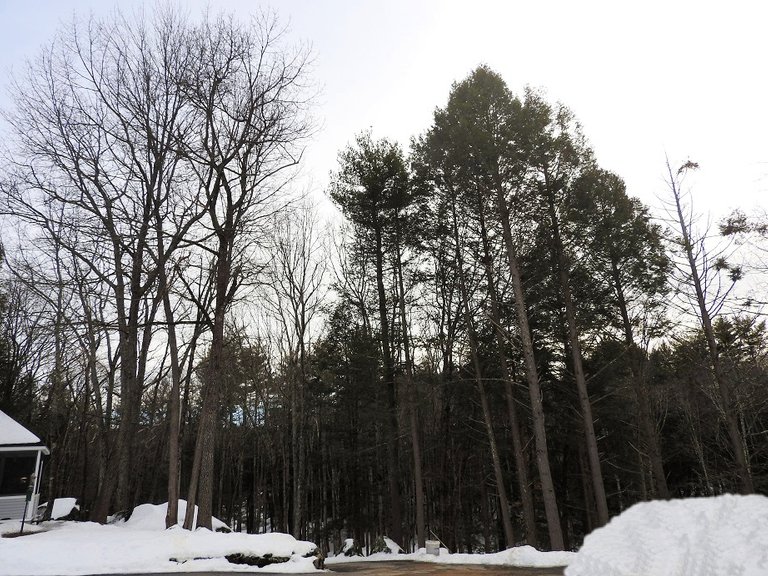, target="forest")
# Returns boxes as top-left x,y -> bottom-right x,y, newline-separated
0,8 -> 766,556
